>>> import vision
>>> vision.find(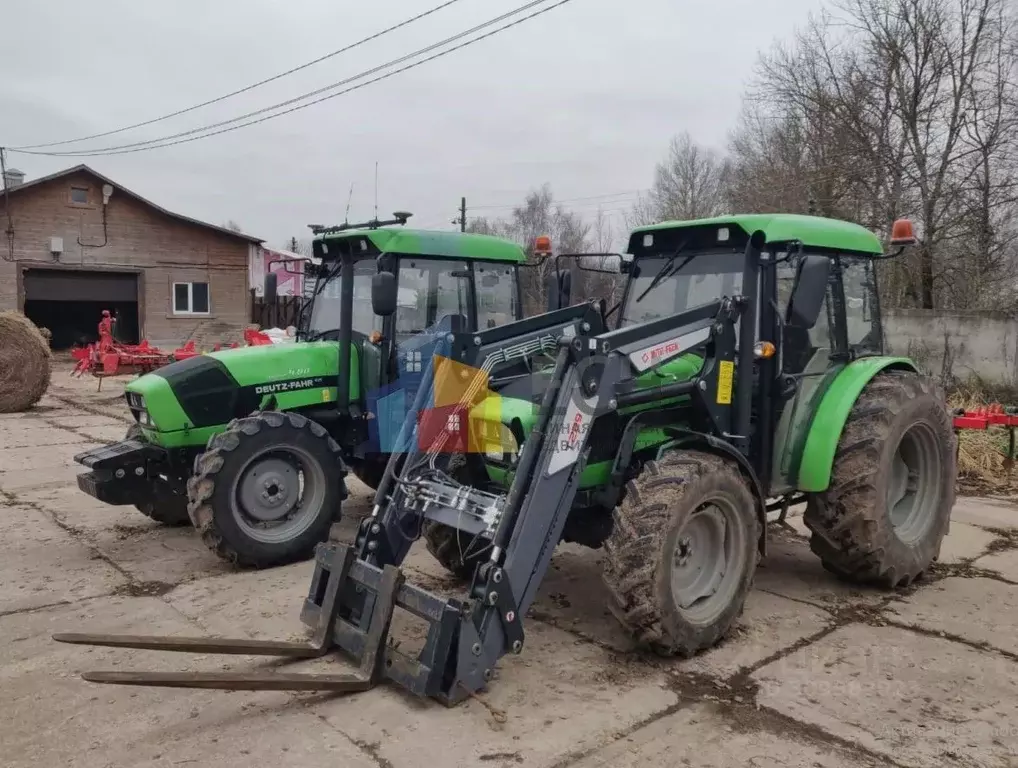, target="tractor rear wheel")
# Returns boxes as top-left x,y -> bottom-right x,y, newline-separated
125,424 -> 189,526
602,450 -> 760,656
804,370 -> 955,587
186,412 -> 347,568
